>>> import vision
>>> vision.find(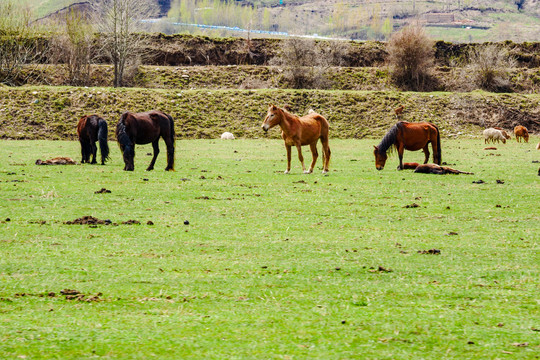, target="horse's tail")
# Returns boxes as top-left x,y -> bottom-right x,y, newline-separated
166,113 -> 175,170
435,124 -> 442,165
97,118 -> 110,164
116,113 -> 134,158
167,113 -> 176,147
